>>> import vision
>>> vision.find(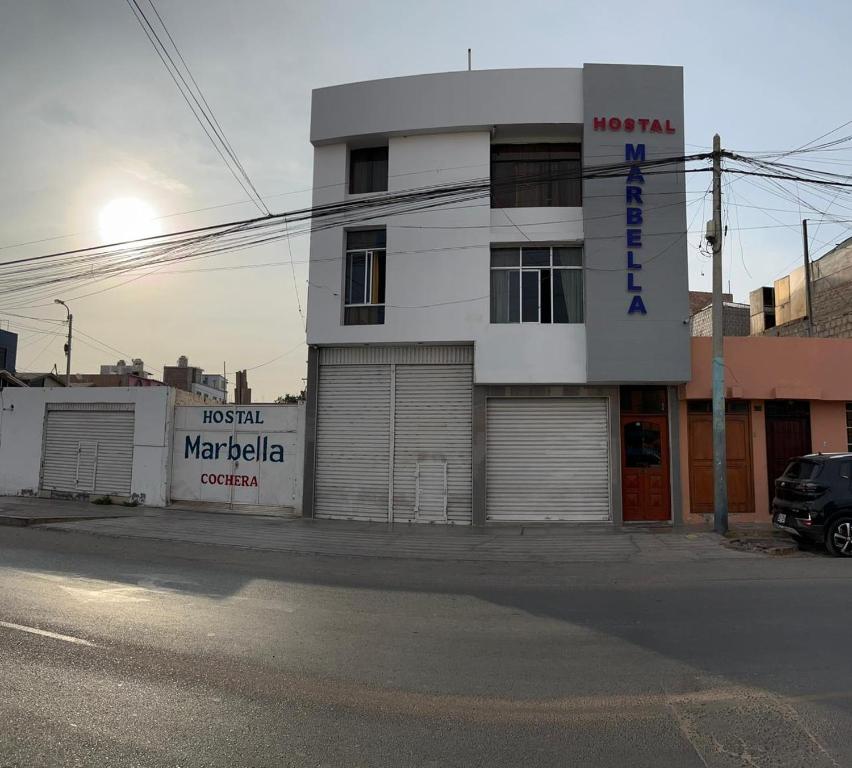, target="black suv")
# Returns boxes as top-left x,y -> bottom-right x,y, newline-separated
772,453 -> 852,557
